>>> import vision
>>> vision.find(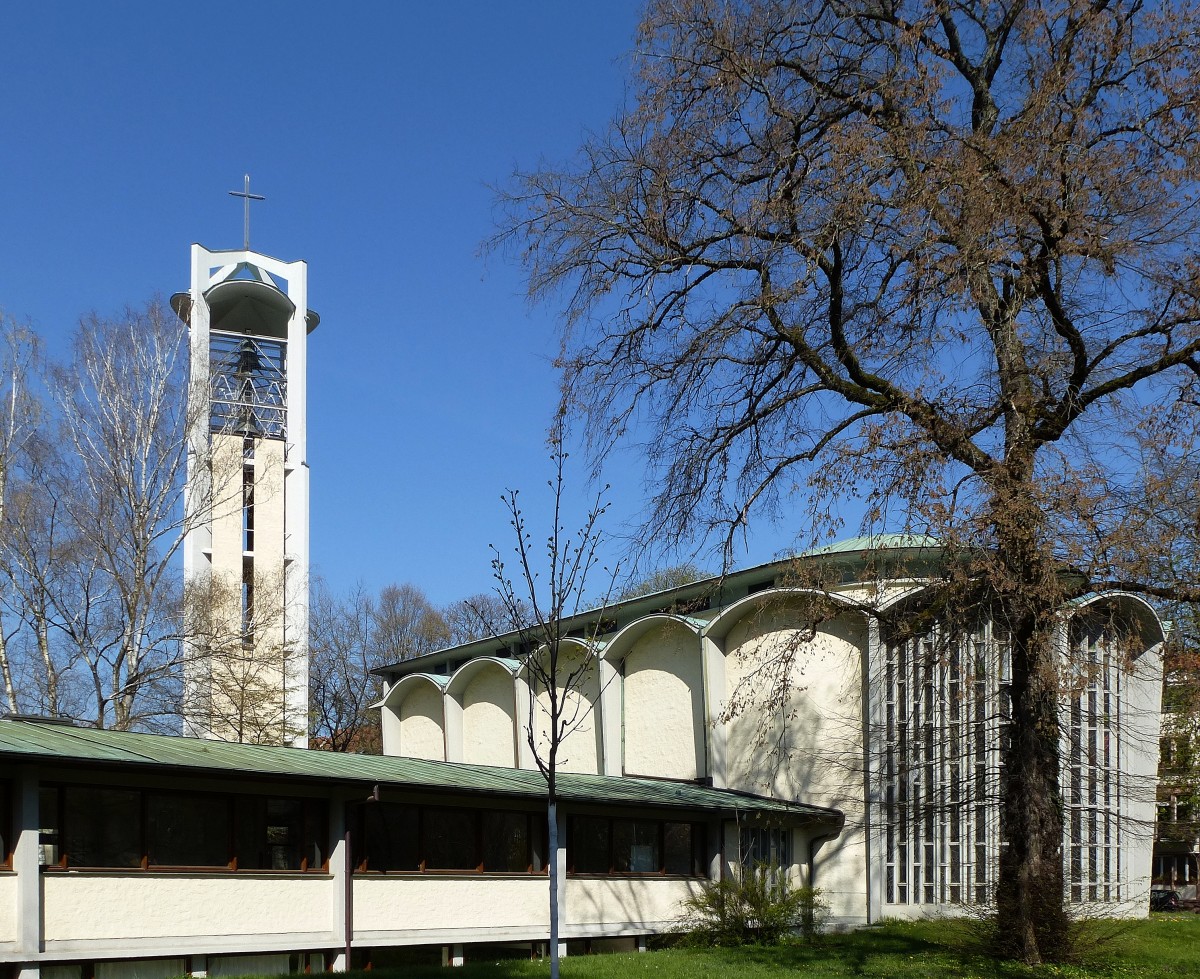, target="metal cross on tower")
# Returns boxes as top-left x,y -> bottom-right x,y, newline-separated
228,174 -> 265,249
